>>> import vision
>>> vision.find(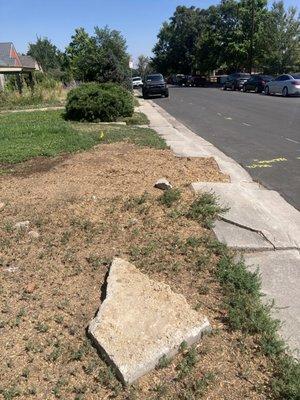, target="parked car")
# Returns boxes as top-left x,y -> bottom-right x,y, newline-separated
242,75 -> 274,93
188,75 -> 207,87
223,73 -> 251,90
132,76 -> 143,88
176,74 -> 188,86
265,73 -> 300,97
142,74 -> 169,99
